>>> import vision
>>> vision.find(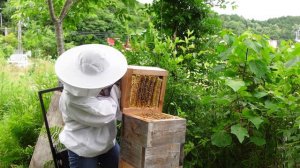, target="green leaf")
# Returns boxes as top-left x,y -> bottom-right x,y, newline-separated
295,116 -> 300,128
211,131 -> 232,147
242,108 -> 252,118
188,44 -> 195,49
187,29 -> 194,36
180,46 -> 187,53
250,136 -> 266,146
249,60 -> 268,78
231,124 -> 249,143
285,56 -> 300,68
249,117 -> 264,129
184,141 -> 195,154
224,34 -> 233,45
244,39 -> 260,53
225,79 -> 245,92
175,55 -> 184,64
254,91 -> 268,98
184,53 -> 193,59
218,47 -> 233,60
